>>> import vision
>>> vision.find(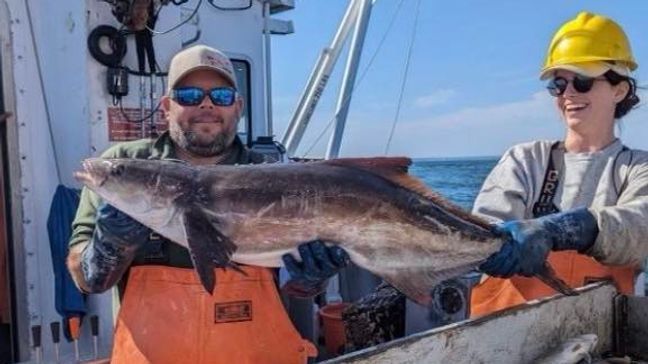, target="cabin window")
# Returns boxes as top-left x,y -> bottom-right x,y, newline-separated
232,59 -> 252,145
